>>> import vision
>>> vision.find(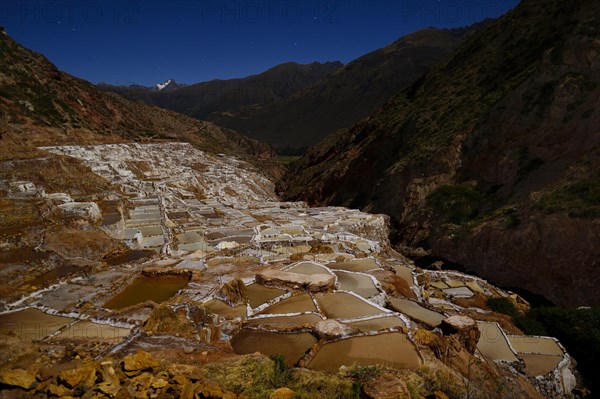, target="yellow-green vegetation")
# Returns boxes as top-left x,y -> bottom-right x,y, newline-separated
426,185 -> 484,225
534,175 -> 600,218
143,304 -> 197,338
204,354 -> 359,399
